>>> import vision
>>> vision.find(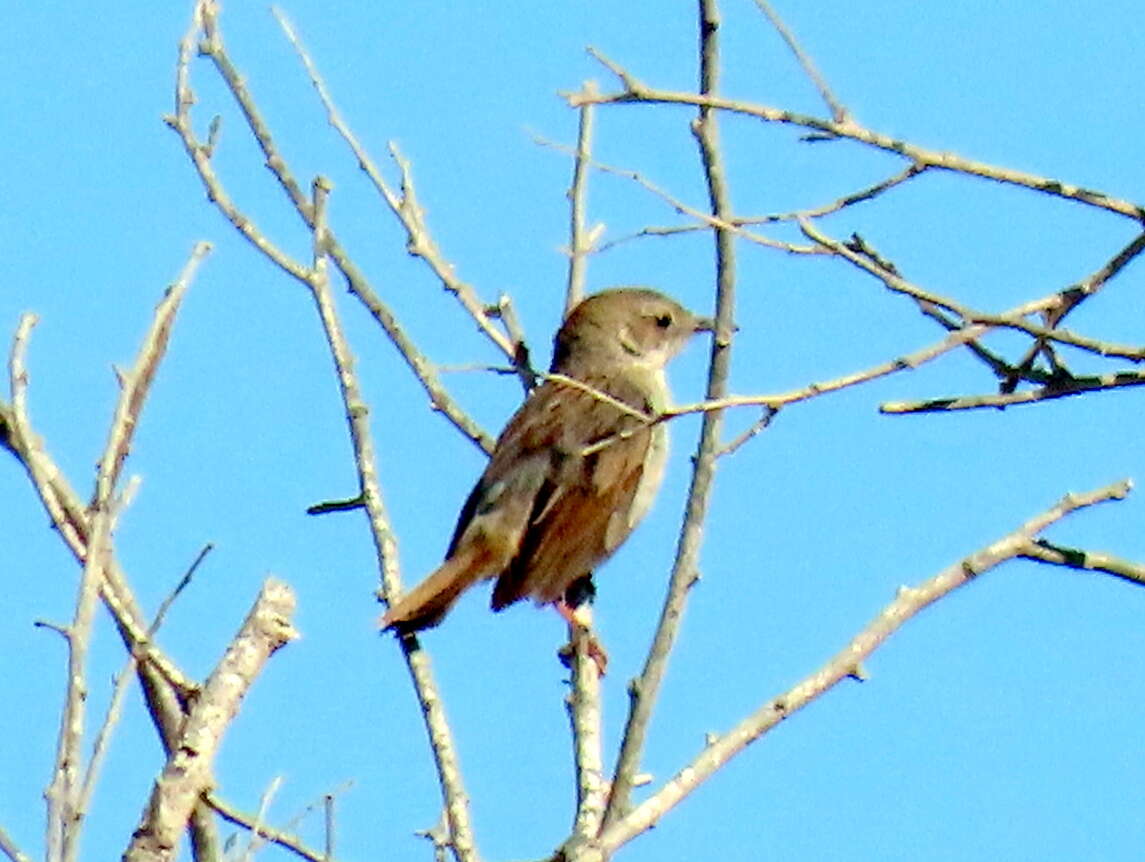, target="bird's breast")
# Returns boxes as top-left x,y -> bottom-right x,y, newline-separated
627,423 -> 668,531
